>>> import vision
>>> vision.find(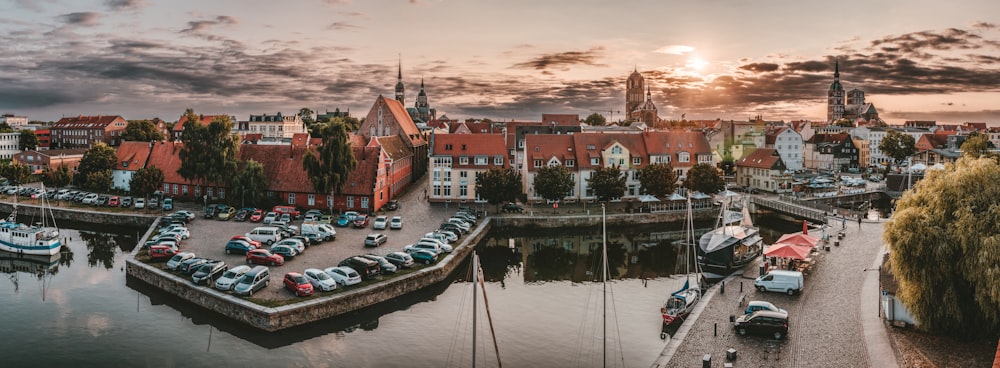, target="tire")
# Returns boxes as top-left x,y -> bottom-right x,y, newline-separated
773,331 -> 784,340
226,249 -> 231,255
737,328 -> 747,336
757,285 -> 766,292
786,288 -> 795,296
